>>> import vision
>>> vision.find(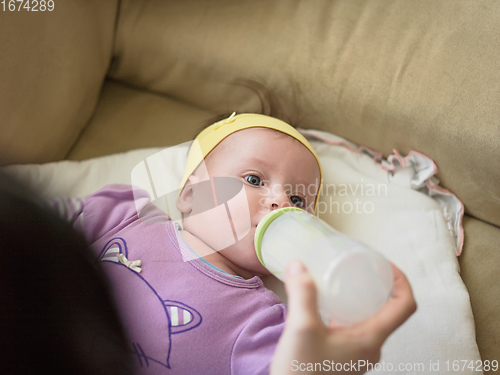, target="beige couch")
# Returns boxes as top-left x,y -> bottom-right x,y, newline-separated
1,0 -> 499,369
